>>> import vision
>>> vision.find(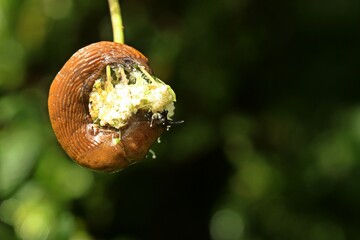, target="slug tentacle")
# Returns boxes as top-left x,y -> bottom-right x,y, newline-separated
48,41 -> 173,172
